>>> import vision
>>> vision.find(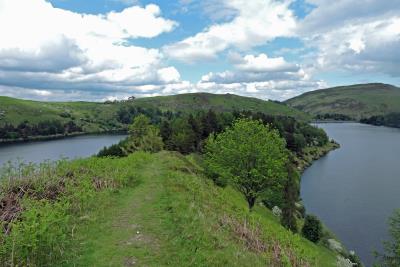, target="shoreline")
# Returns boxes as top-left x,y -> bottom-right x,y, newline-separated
296,140 -> 340,173
0,130 -> 127,145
